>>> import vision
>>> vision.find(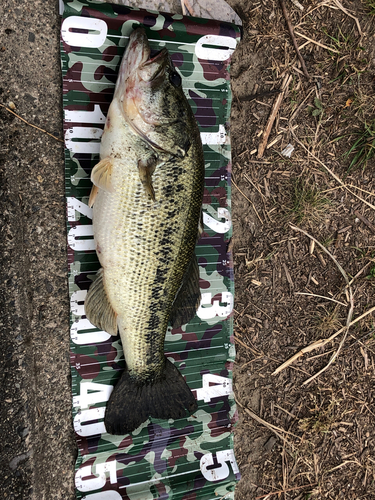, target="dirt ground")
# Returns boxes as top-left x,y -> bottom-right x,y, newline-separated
228,1 -> 375,498
1,0 -> 375,499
